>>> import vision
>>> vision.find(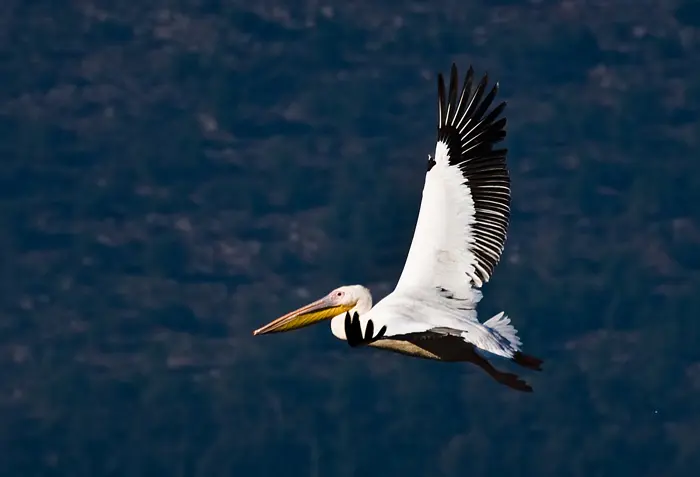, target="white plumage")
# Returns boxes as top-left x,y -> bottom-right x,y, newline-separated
361,63 -> 516,355
254,64 -> 542,392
